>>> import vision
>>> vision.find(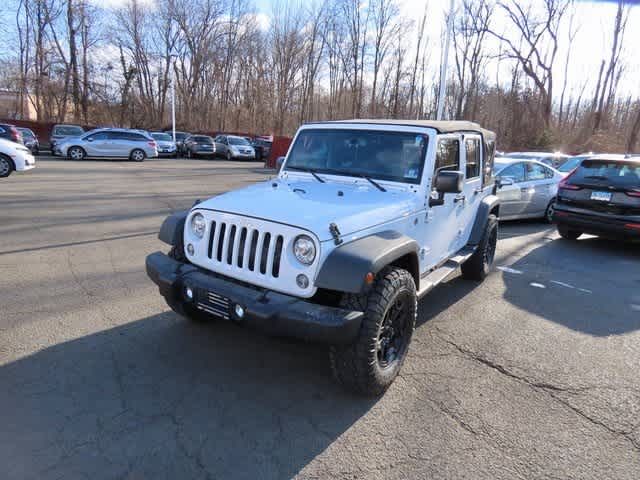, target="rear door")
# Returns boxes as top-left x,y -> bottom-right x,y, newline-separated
496,162 -> 527,218
522,162 -> 554,215
459,134 -> 483,242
